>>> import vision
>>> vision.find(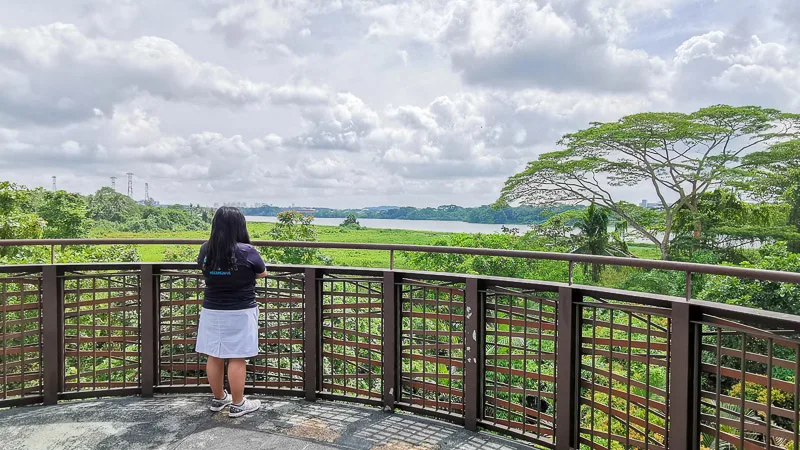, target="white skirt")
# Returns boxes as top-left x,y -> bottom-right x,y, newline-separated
195,307 -> 259,359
